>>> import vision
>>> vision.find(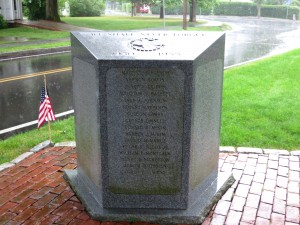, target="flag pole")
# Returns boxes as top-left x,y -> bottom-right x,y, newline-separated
44,74 -> 52,142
